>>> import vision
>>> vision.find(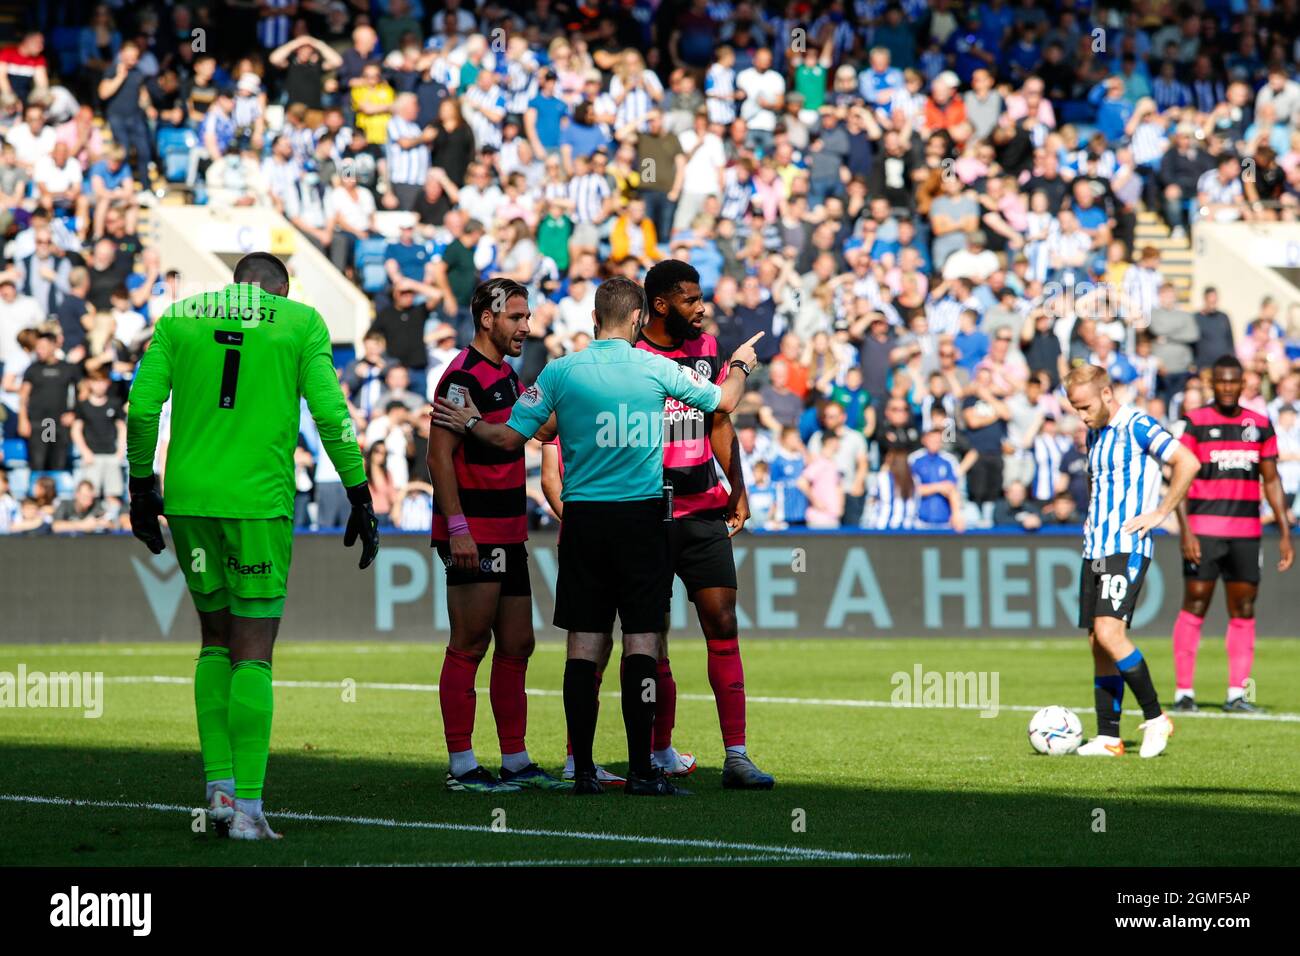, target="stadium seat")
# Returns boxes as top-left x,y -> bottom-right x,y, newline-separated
156,128 -> 199,184
353,237 -> 391,296
49,28 -> 81,77
3,438 -> 27,463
